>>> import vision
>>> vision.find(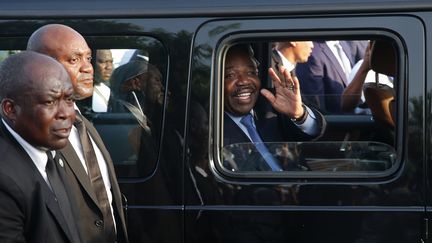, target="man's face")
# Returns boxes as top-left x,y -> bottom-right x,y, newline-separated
12,66 -> 75,150
142,71 -> 165,106
95,49 -> 114,83
46,32 -> 94,100
224,48 -> 261,116
293,41 -> 314,63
